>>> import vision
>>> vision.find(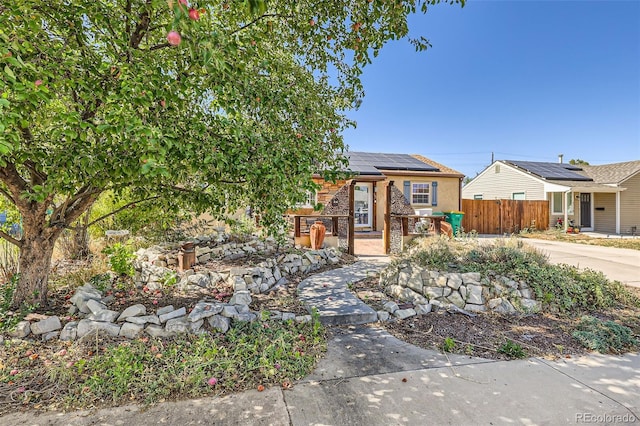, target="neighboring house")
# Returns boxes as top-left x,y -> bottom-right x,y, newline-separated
296,151 -> 465,232
462,158 -> 640,235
